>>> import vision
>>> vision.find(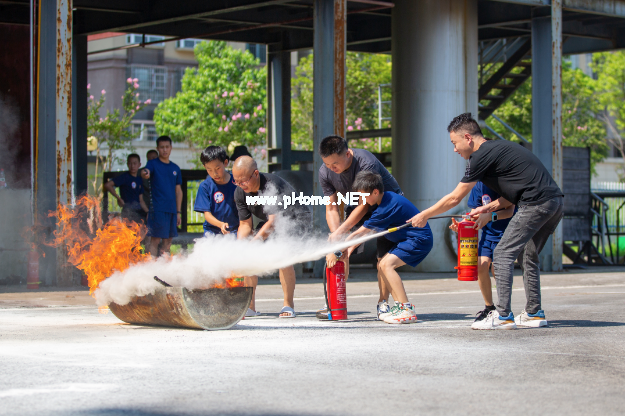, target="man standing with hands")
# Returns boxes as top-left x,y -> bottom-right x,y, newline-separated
409,113 -> 563,330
